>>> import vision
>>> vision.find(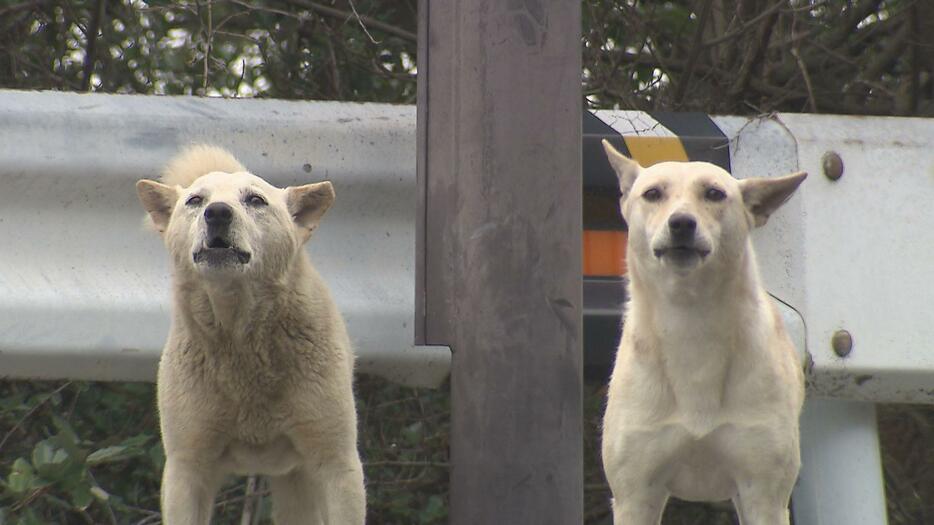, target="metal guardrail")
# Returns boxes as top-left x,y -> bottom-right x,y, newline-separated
0,89 -> 450,388
6,91 -> 927,400
714,113 -> 934,404
2,90 -> 930,524
713,113 -> 934,525
589,110 -> 934,524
